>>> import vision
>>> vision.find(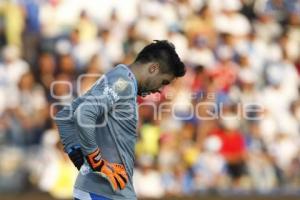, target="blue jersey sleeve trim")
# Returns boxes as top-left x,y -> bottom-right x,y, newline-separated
90,193 -> 112,200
